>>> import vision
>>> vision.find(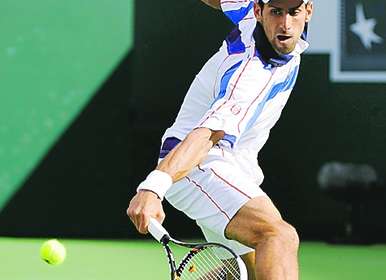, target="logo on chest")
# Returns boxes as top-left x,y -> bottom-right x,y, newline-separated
230,104 -> 242,115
